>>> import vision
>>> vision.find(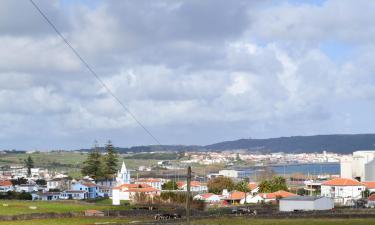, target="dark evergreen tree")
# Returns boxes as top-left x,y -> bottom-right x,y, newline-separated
103,140 -> 118,179
24,155 -> 34,177
81,142 -> 103,180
